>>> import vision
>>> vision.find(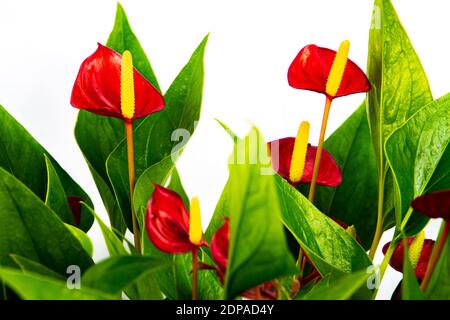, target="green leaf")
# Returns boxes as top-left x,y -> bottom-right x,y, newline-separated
424,226 -> 450,299
82,256 -> 169,297
205,180 -> 231,242
9,255 -> 64,280
305,102 -> 378,249
215,118 -> 240,141
167,251 -> 223,300
74,114 -> 126,234
0,268 -> 115,300
107,2 -> 160,91
44,156 -> 75,225
367,0 -> 433,171
0,168 -> 93,275
224,127 -> 297,299
133,155 -> 176,222
82,203 -> 128,257
386,93 -> 450,229
110,35 -> 209,230
367,0 -> 433,234
168,168 -> 189,208
0,105 -> 93,231
124,276 -> 162,300
64,224 -> 94,257
74,3 -> 160,234
278,176 -> 372,275
298,269 -> 370,300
